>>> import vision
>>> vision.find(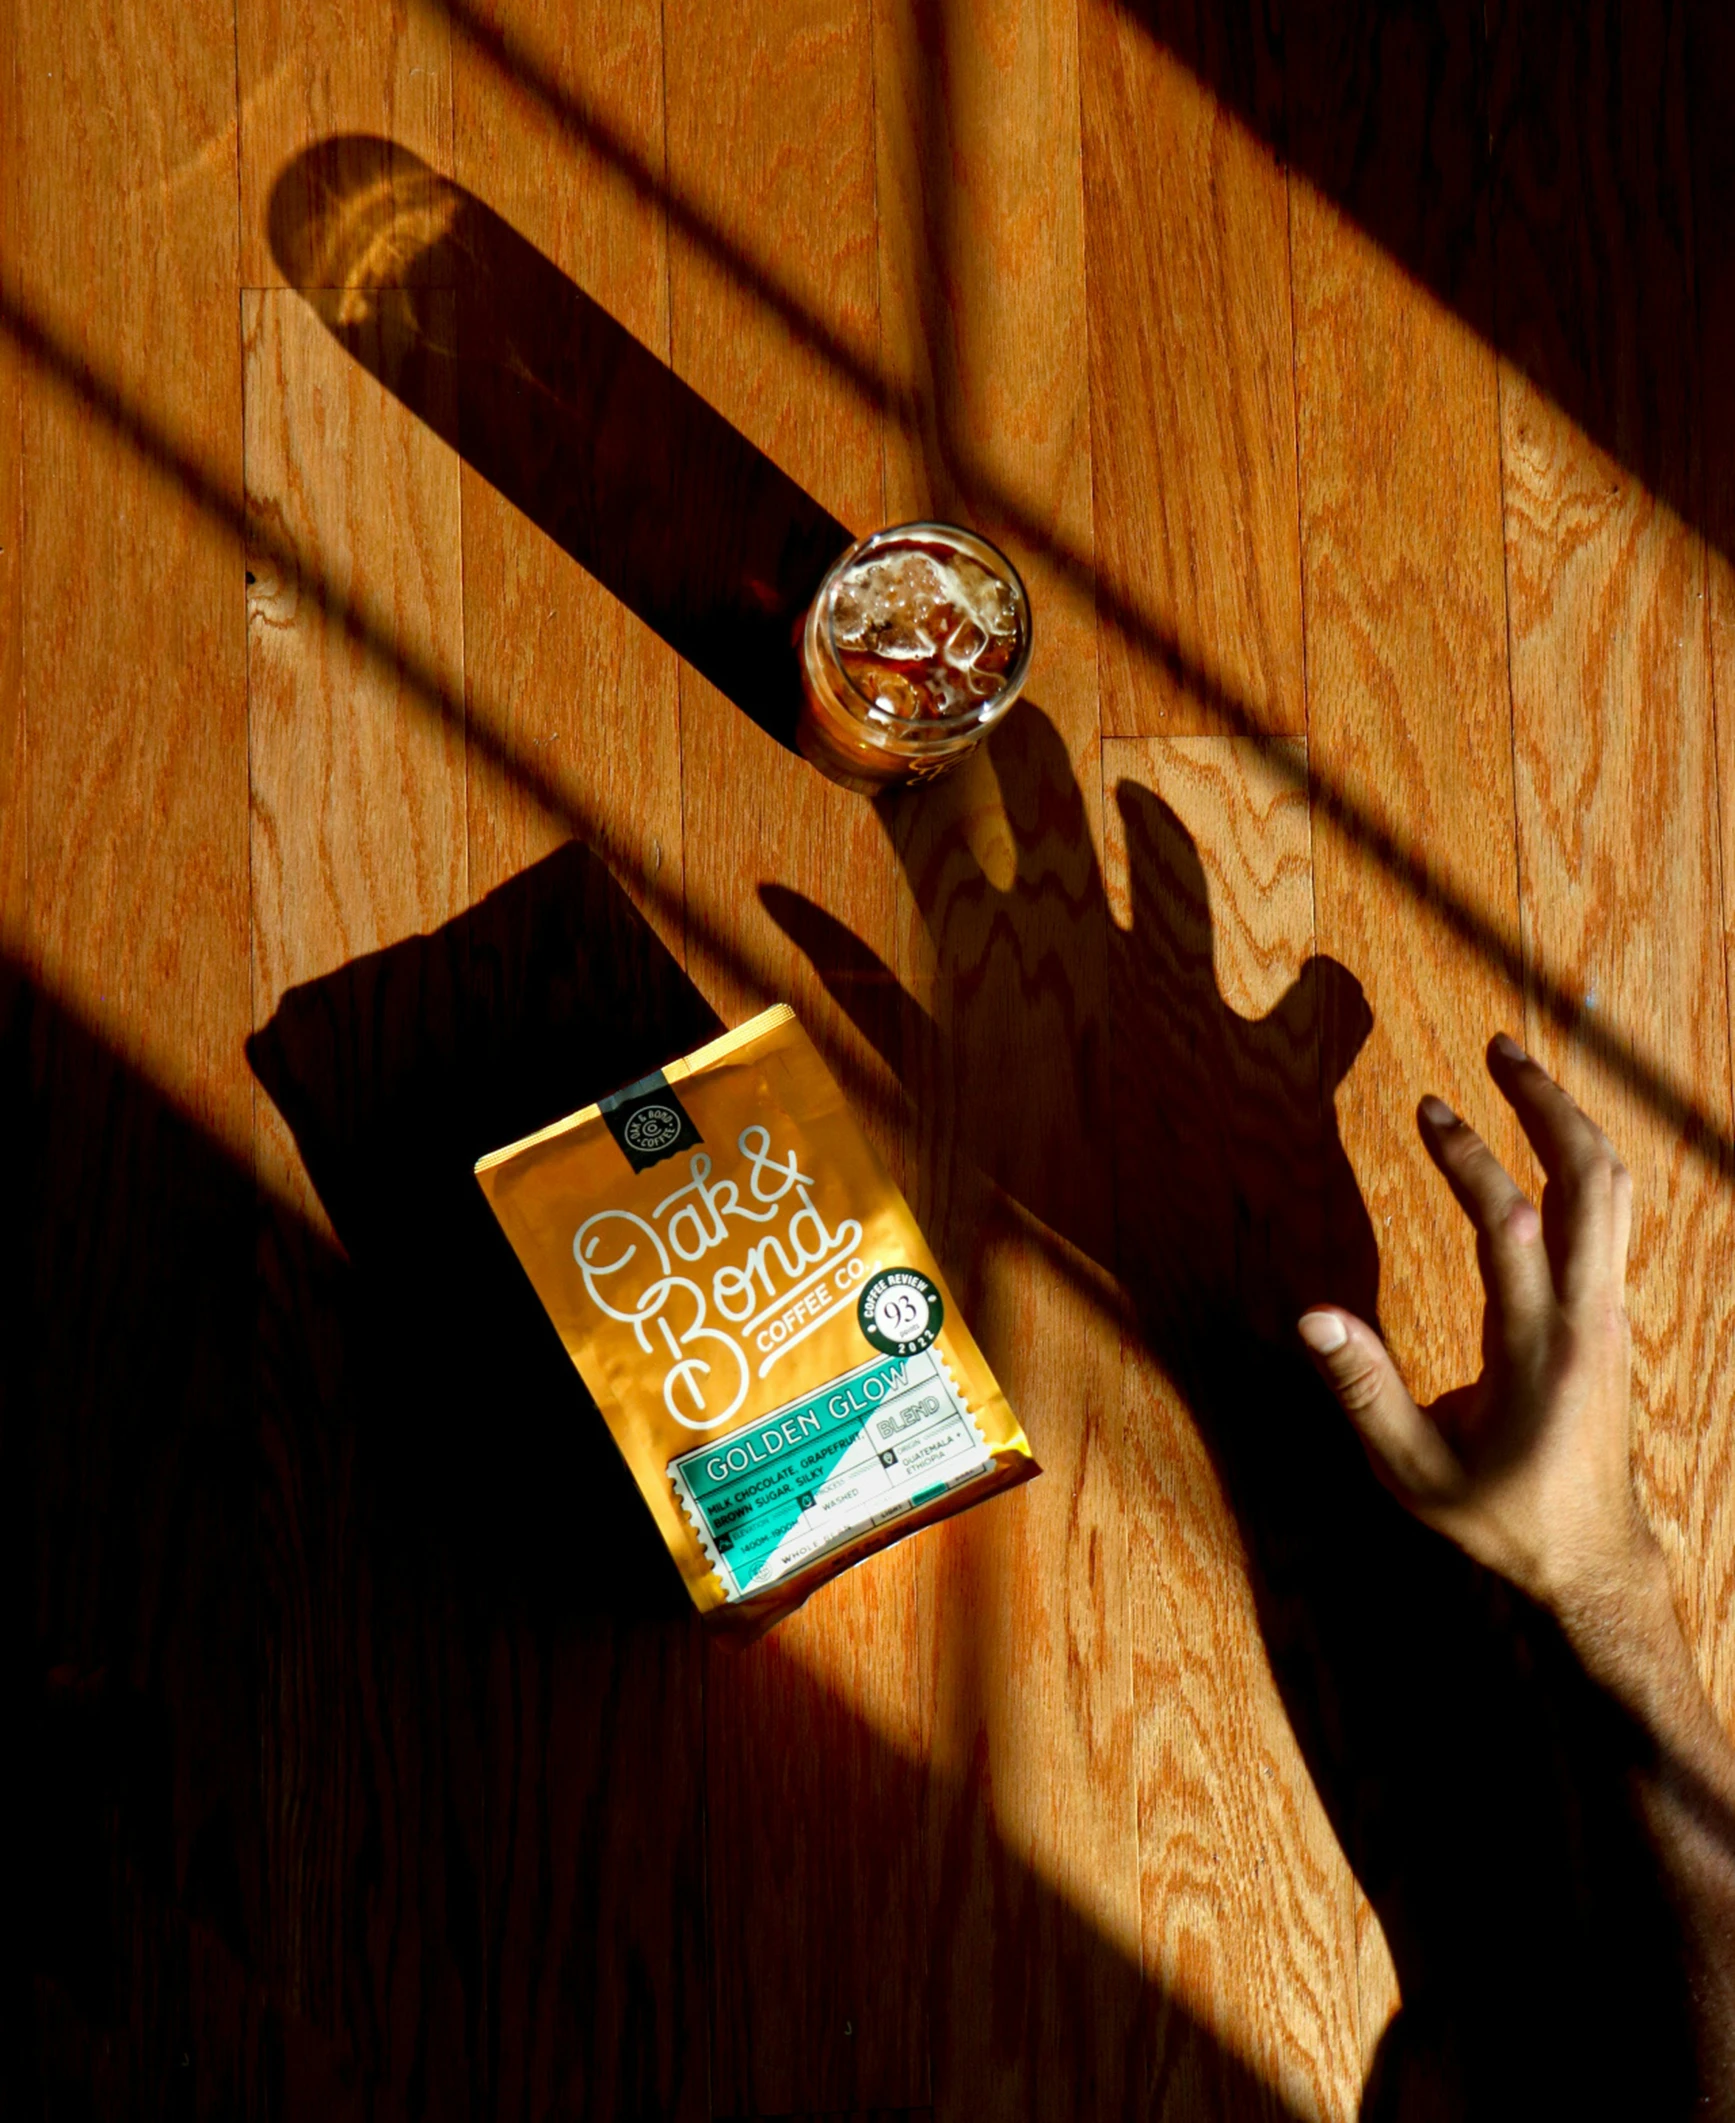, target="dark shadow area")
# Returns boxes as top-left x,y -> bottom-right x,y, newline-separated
244,841 -> 720,1622
2,848 -> 1301,2120
770,702 -> 1701,2116
266,137 -> 854,751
